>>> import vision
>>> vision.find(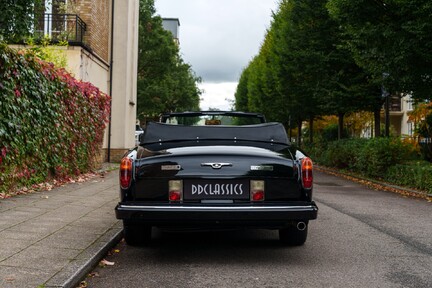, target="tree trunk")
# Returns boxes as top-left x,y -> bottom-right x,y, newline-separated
374,108 -> 381,138
288,116 -> 292,143
309,115 -> 314,144
385,94 -> 390,137
338,112 -> 344,140
297,118 -> 302,147
289,127 -> 292,143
